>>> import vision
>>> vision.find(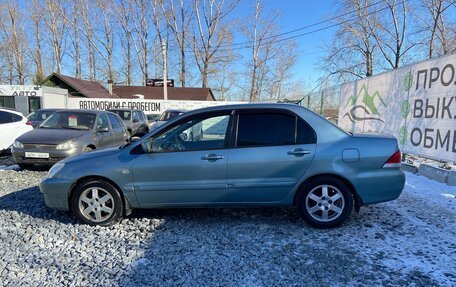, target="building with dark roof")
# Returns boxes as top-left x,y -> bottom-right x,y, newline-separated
41,73 -> 115,98
112,85 -> 215,101
41,73 -> 215,101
